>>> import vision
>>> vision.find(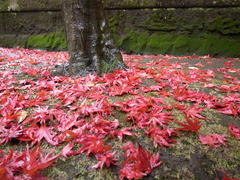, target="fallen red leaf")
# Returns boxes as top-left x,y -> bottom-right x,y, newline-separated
26,124 -> 58,146
120,143 -> 162,180
229,125 -> 240,140
175,116 -> 201,132
217,102 -> 239,117
0,125 -> 23,145
77,134 -> 111,156
199,133 -> 227,148
183,104 -> 208,121
111,127 -> 136,142
147,127 -> 177,148
91,151 -> 118,170
0,145 -> 60,179
21,65 -> 40,76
